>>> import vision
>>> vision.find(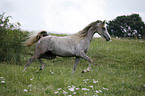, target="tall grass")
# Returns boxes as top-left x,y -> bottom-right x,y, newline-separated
0,38 -> 145,96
